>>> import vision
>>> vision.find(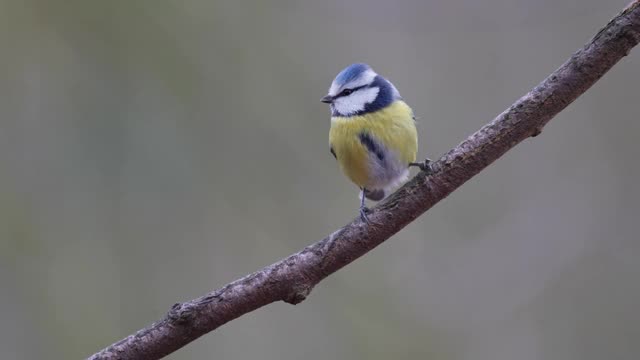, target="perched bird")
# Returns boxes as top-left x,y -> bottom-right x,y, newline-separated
322,63 -> 427,222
